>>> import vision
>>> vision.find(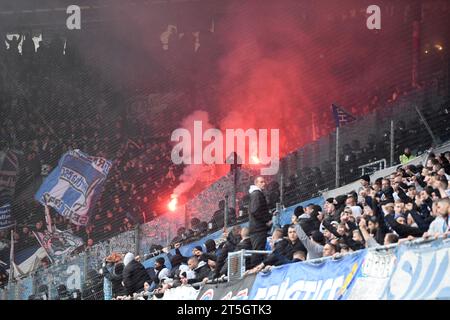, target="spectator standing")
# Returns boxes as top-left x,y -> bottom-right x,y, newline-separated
248,176 -> 272,265
122,252 -> 150,296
